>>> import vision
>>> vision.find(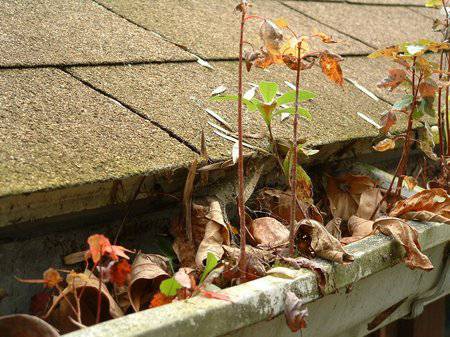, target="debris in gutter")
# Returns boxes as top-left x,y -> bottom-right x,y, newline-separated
357,112 -> 382,130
